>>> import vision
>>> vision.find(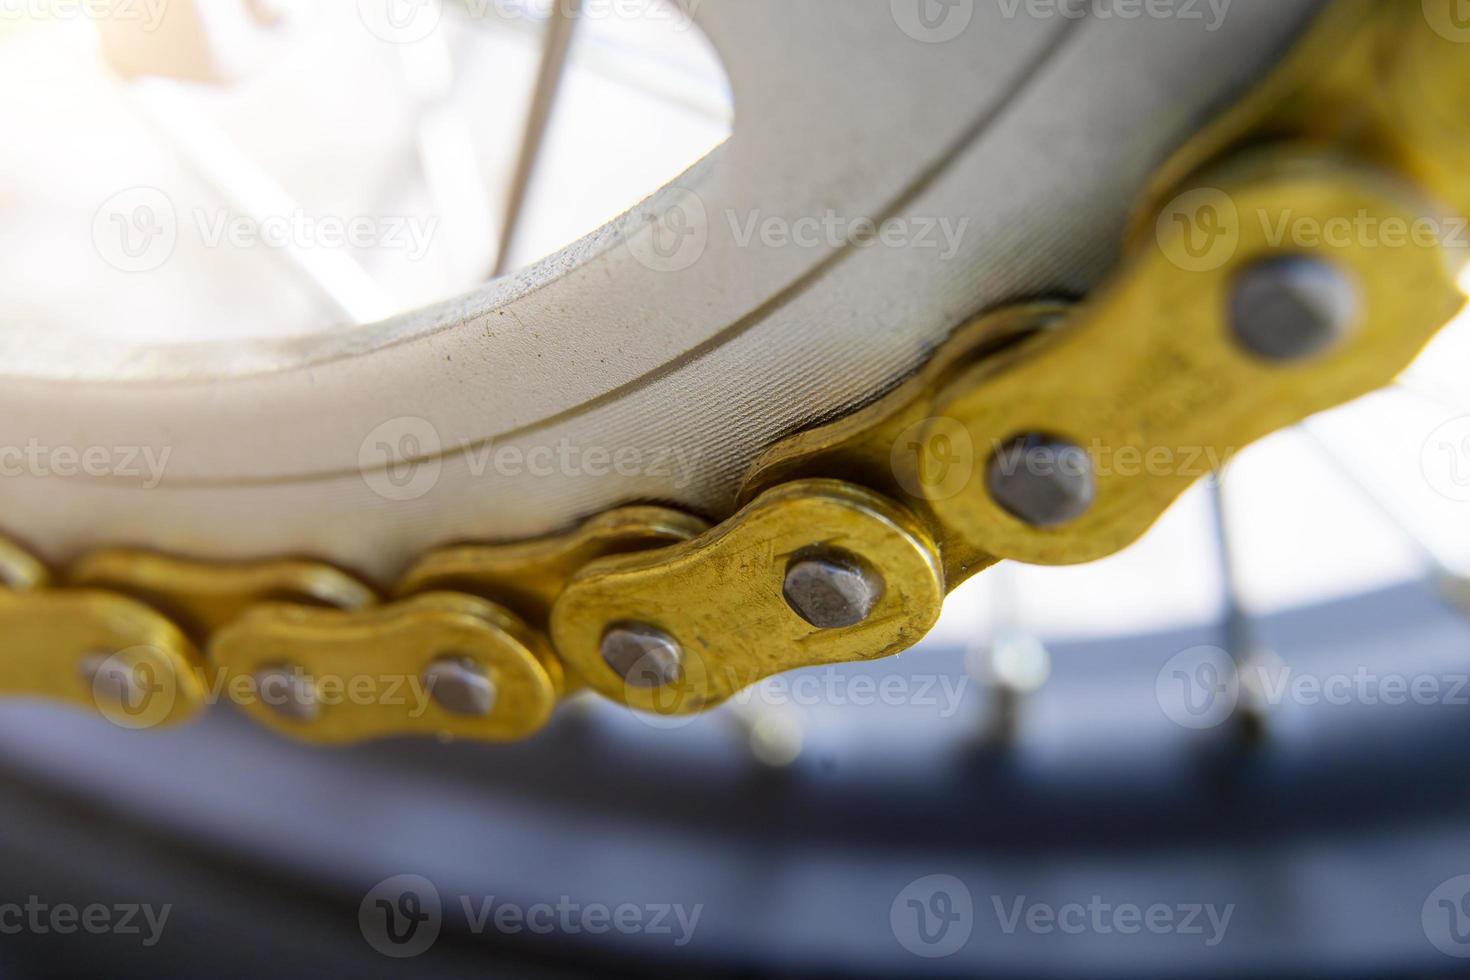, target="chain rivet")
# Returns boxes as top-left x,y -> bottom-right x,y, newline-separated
783,553 -> 882,629
987,434 -> 1097,529
424,656 -> 496,717
1230,255 -> 1359,362
254,665 -> 320,723
600,624 -> 683,688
